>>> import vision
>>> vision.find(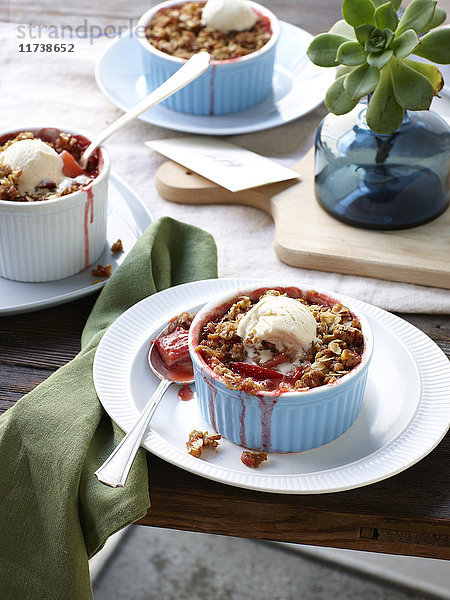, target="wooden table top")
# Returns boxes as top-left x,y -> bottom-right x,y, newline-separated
1,0 -> 449,560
